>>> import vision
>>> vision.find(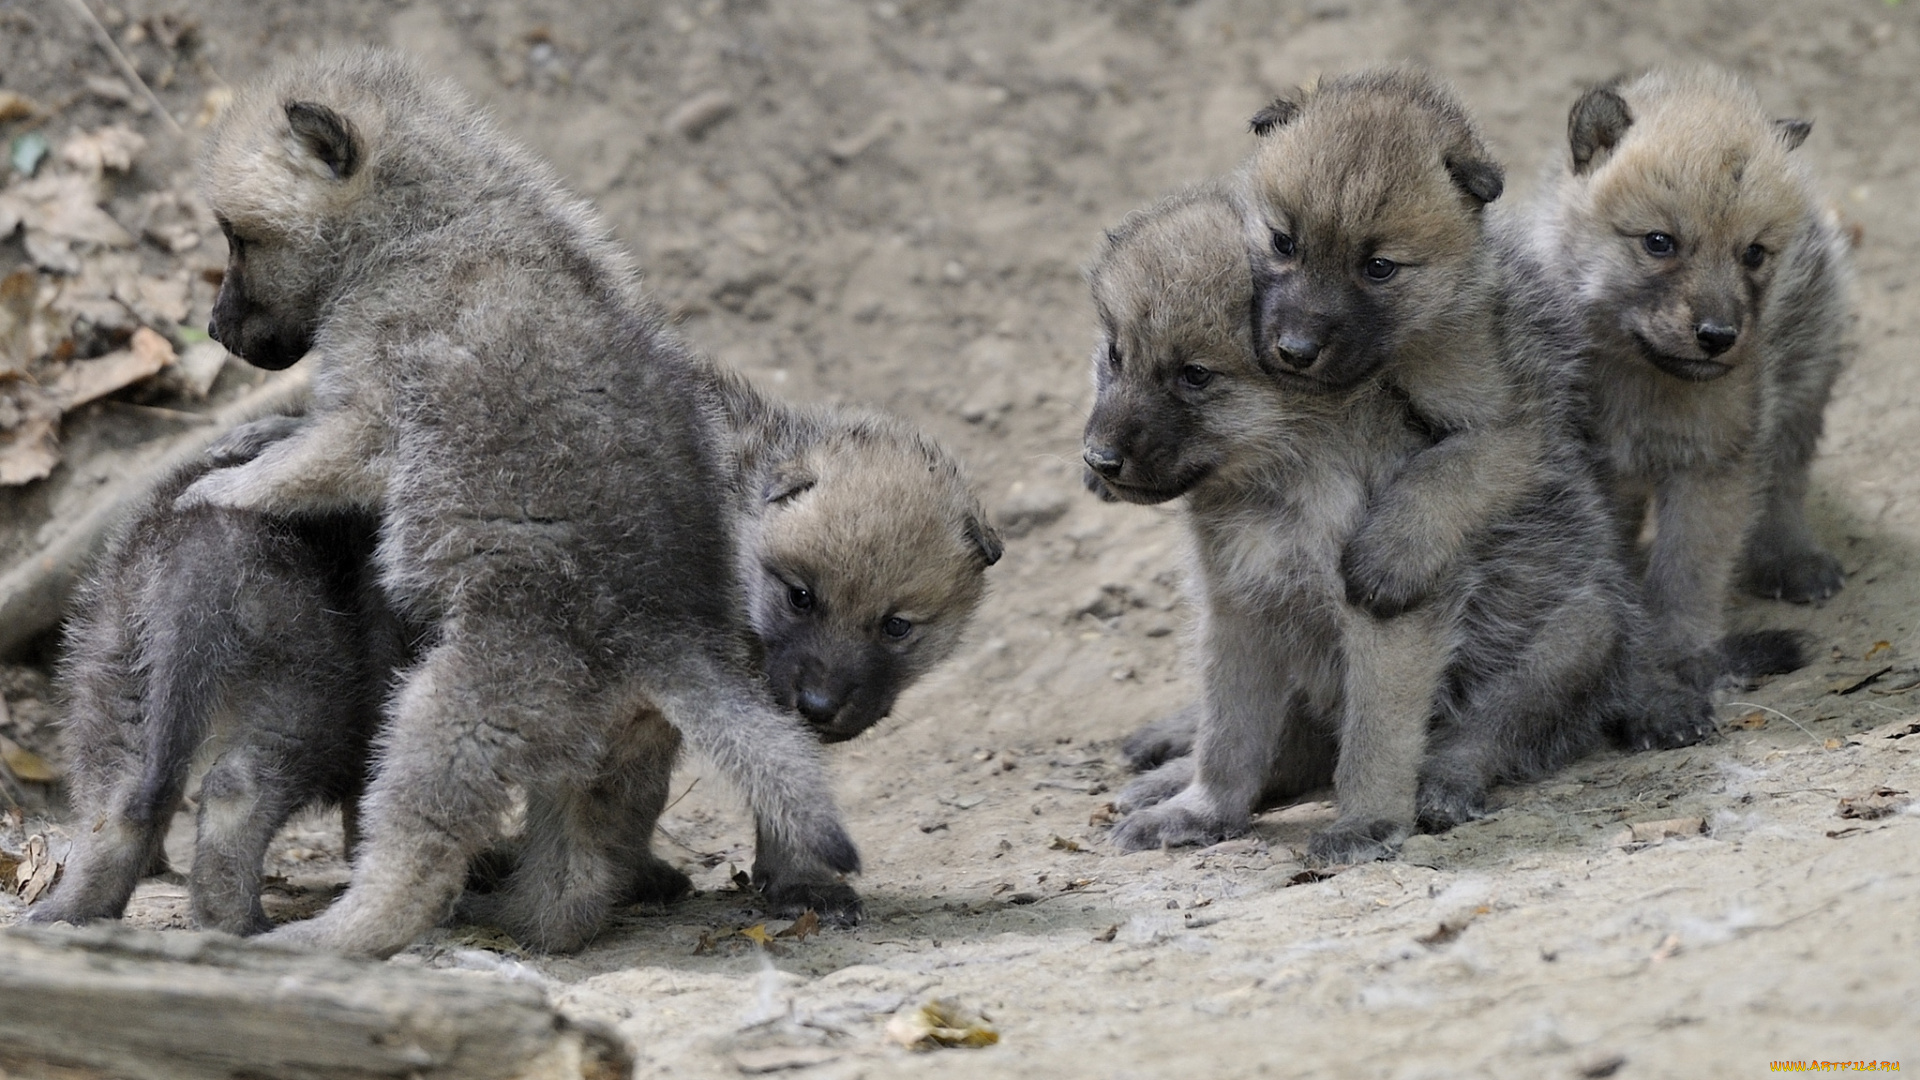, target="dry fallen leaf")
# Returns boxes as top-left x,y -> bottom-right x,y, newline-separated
1838,787 -> 1910,820
0,171 -> 138,273
58,125 -> 147,177
0,733 -> 59,783
1828,665 -> 1894,695
1047,834 -> 1084,852
737,923 -> 774,947
1609,817 -> 1705,849
1866,640 -> 1893,660
885,999 -> 999,1051
16,833 -> 61,903
1088,801 -> 1118,826
1092,924 -> 1118,943
1730,709 -> 1769,730
0,848 -> 19,885
0,91 -> 42,123
0,402 -> 61,485
53,326 -> 175,408
774,910 -> 820,941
